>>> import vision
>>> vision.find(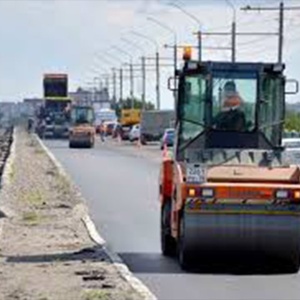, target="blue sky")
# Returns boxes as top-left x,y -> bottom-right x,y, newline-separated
0,0 -> 299,107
